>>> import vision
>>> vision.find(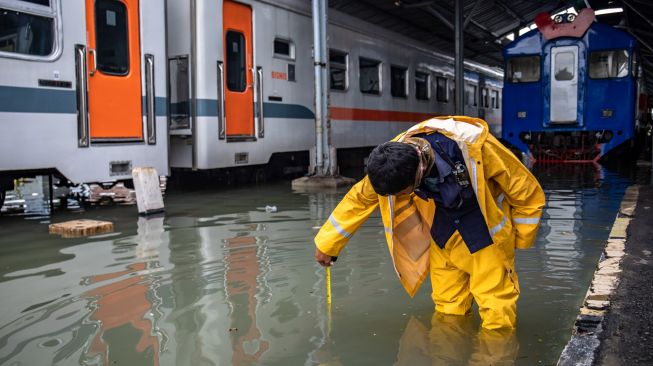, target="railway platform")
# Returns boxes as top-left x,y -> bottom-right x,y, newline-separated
558,181 -> 653,365
593,184 -> 653,365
